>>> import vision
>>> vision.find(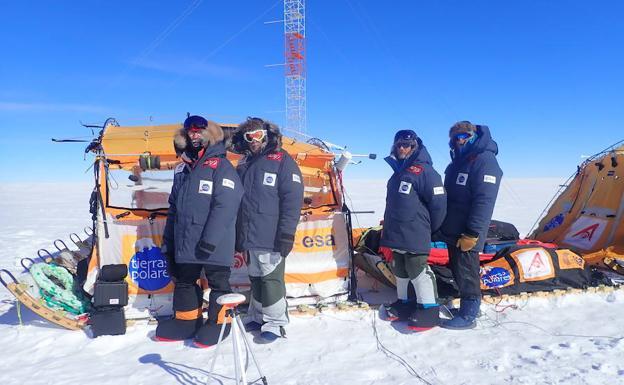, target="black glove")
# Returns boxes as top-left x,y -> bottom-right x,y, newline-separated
275,233 -> 295,258
161,243 -> 177,279
235,235 -> 245,255
196,240 -> 216,260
